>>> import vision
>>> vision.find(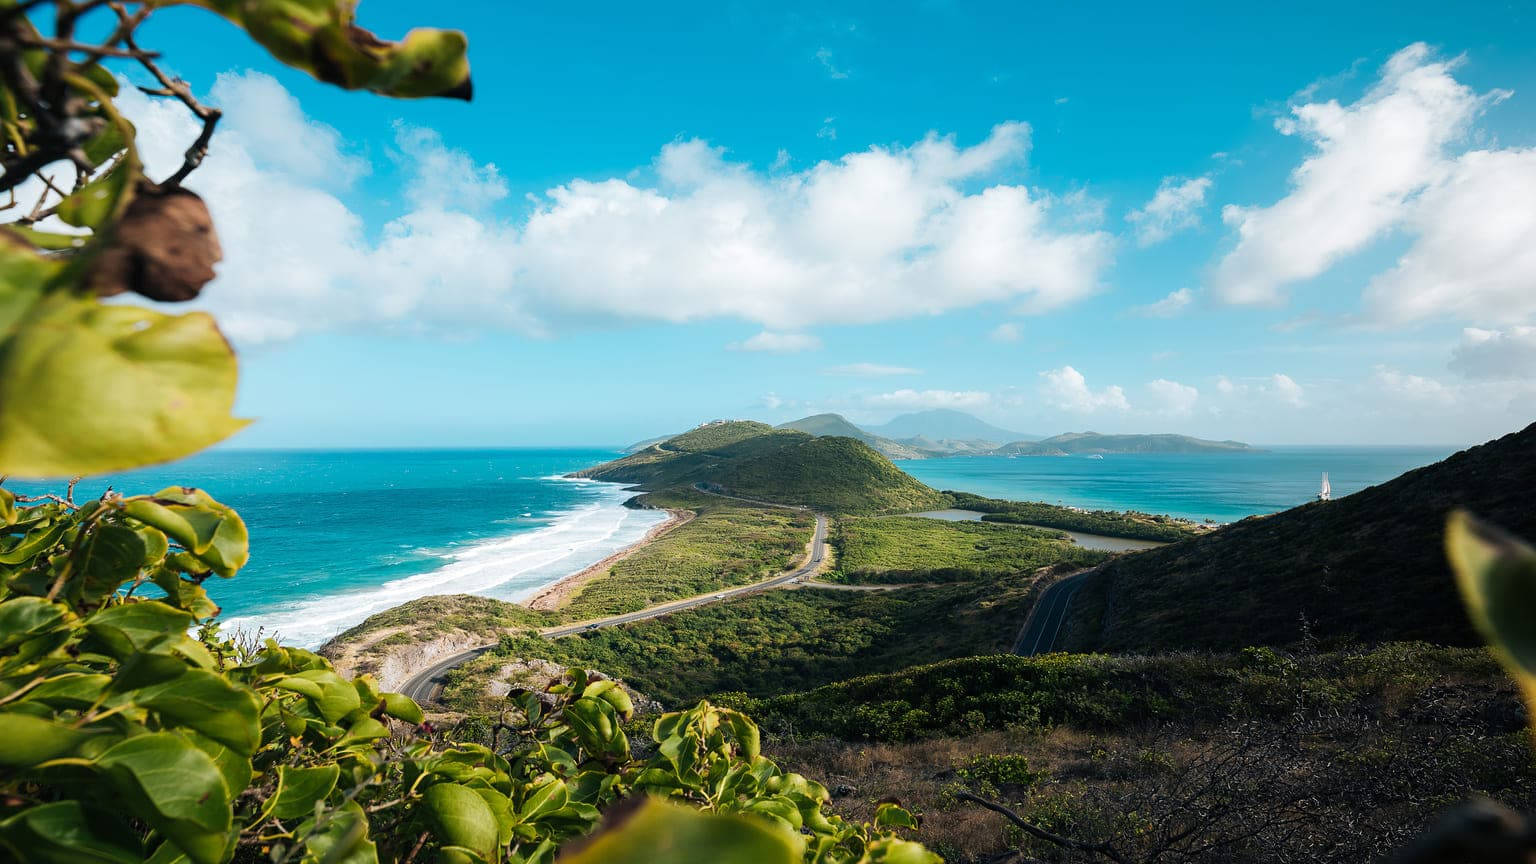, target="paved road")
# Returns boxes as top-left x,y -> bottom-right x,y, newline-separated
399,513 -> 829,704
1012,571 -> 1089,656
